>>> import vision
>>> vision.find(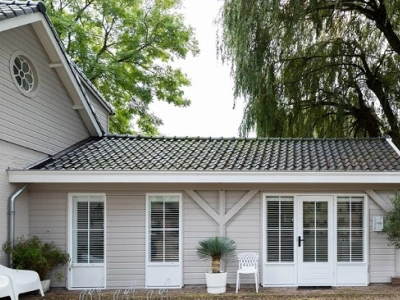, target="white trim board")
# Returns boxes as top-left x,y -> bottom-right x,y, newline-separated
8,170 -> 400,184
